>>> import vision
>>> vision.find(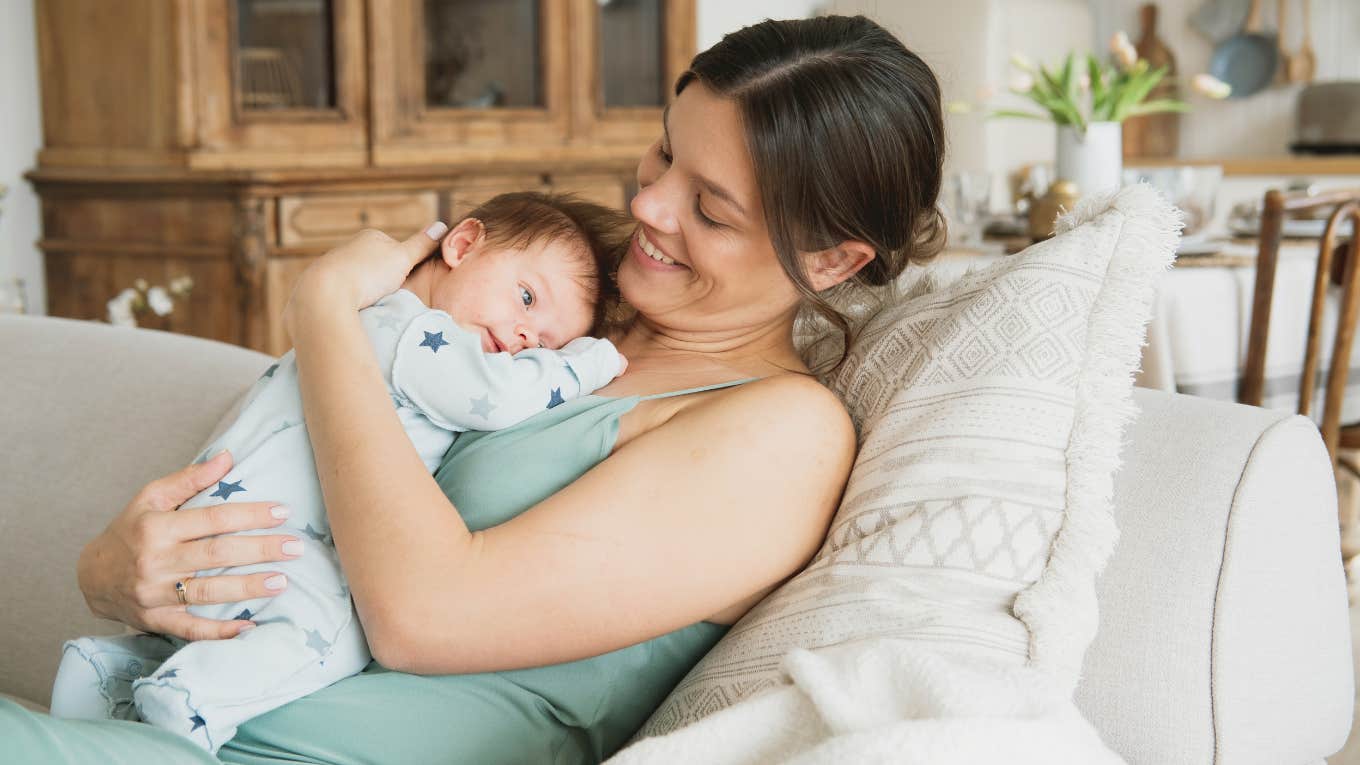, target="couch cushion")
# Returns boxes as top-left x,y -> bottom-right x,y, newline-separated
635,185 -> 1179,738
0,317 -> 272,708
